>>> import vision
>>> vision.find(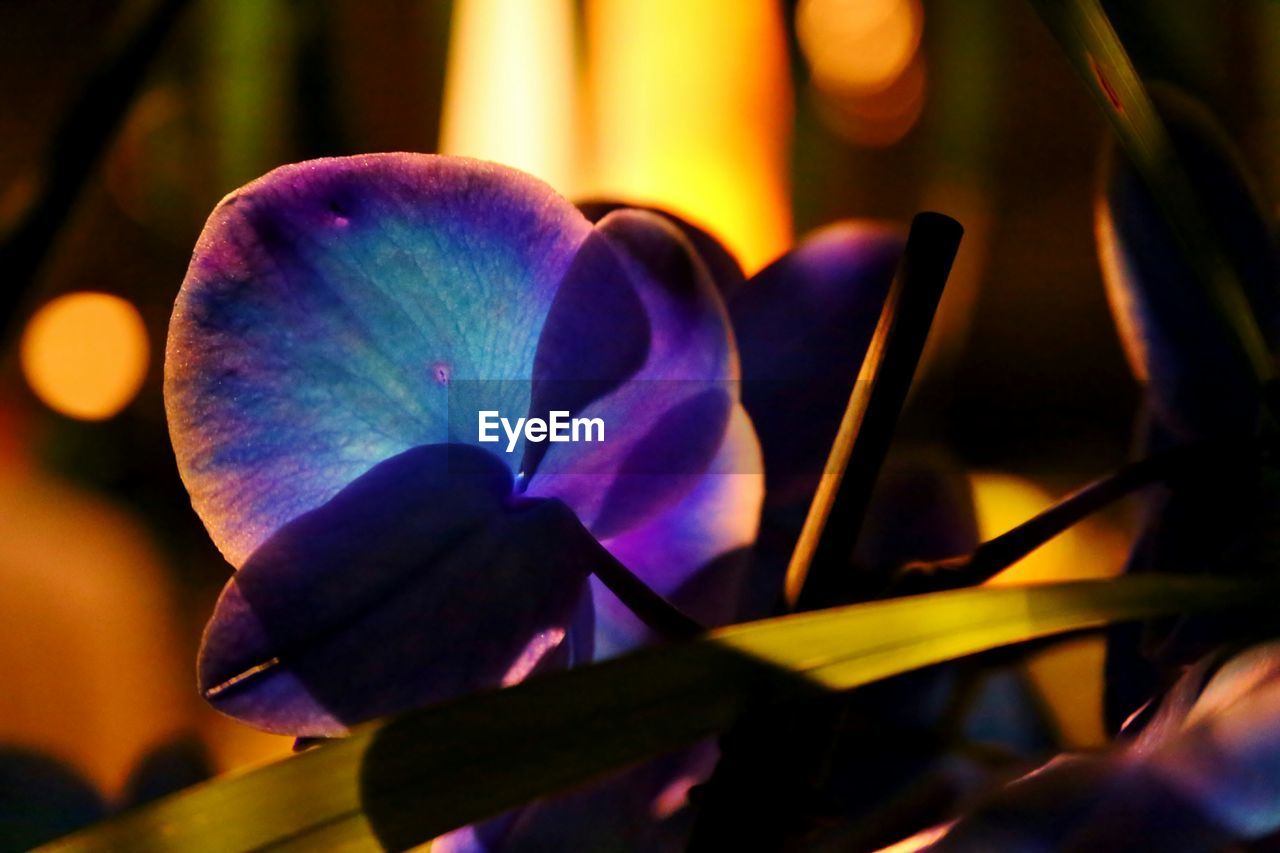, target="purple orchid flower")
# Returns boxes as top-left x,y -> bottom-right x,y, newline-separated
167,153 -> 904,847
168,153 -> 762,737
